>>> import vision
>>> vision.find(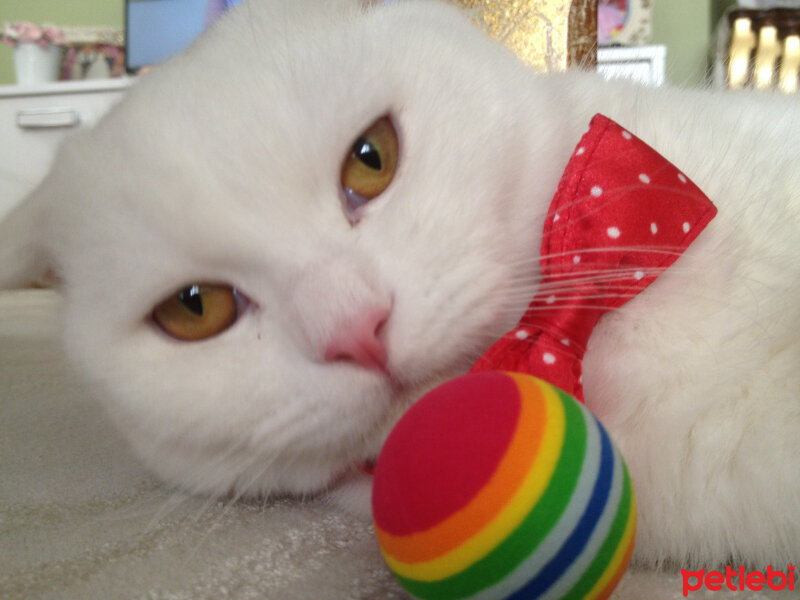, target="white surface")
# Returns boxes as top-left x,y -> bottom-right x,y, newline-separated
0,290 -> 796,599
0,77 -> 133,98
736,1 -> 800,8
